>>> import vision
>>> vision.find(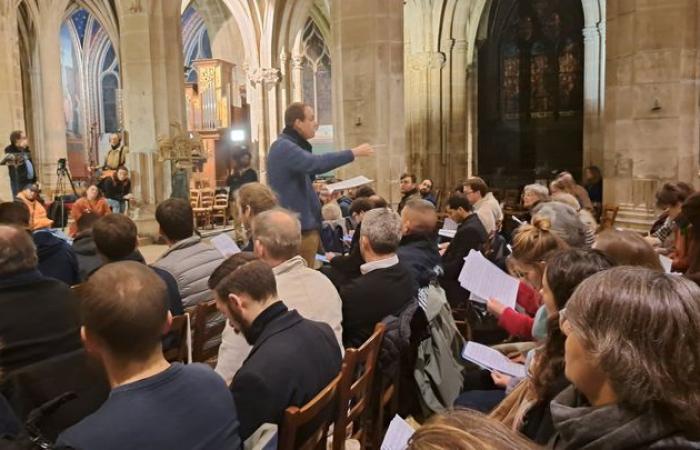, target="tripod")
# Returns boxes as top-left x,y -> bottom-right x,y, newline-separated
54,164 -> 77,230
